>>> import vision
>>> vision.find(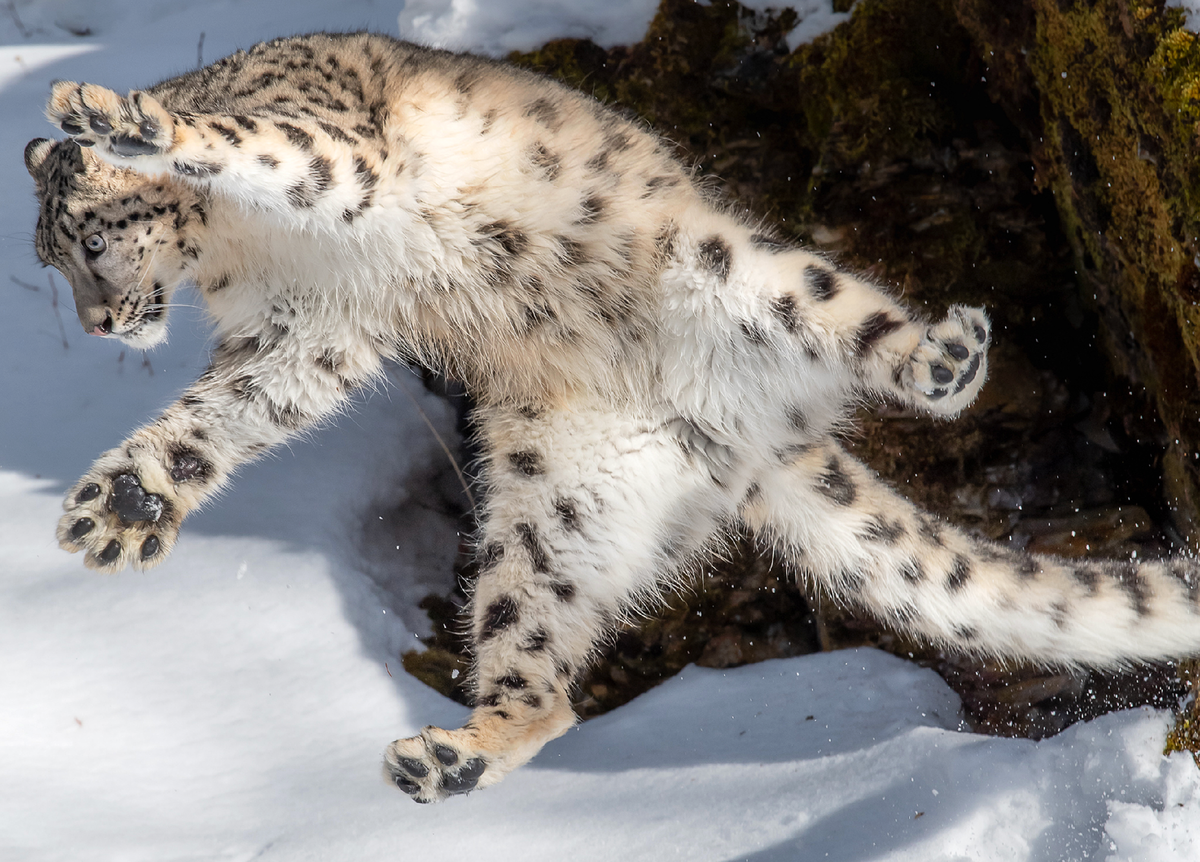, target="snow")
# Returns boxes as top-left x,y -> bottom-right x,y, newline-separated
1169,1 -> 1200,33
0,0 -> 1198,859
